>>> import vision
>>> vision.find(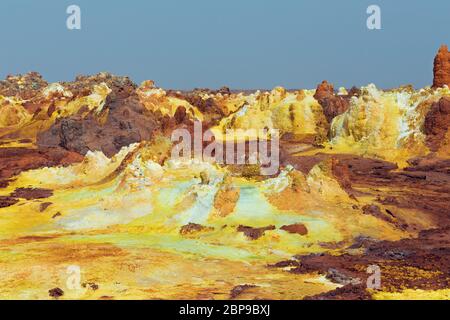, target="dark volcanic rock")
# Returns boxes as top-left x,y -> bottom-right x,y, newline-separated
433,45 -> 450,88
0,196 -> 19,208
37,89 -> 159,157
36,73 -> 164,157
0,147 -> 83,181
274,226 -> 450,299
11,188 -> 53,200
48,287 -> 64,299
305,283 -> 371,300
